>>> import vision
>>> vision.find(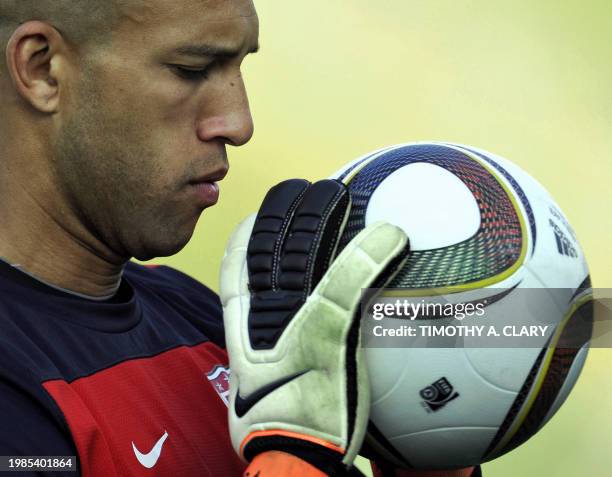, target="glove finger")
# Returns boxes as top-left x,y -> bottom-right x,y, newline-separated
278,179 -> 350,294
314,221 -> 410,314
246,179 -> 351,350
247,179 -> 310,292
220,213 -> 257,306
